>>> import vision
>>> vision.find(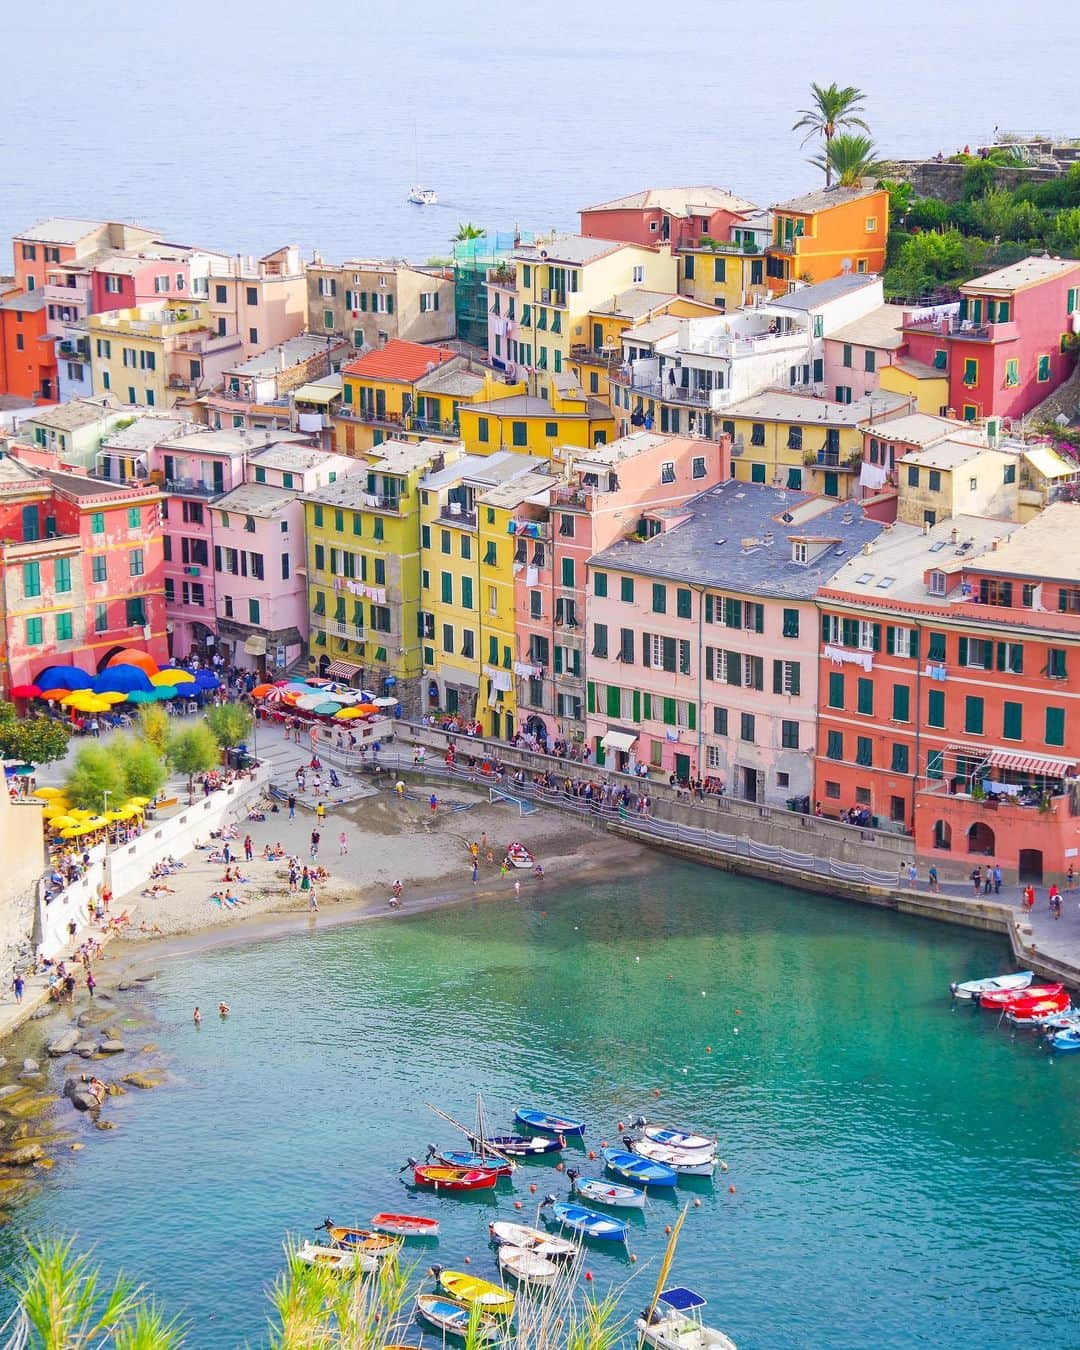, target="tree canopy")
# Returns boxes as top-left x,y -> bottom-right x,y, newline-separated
0,702 -> 70,767
793,82 -> 871,186
205,703 -> 252,750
